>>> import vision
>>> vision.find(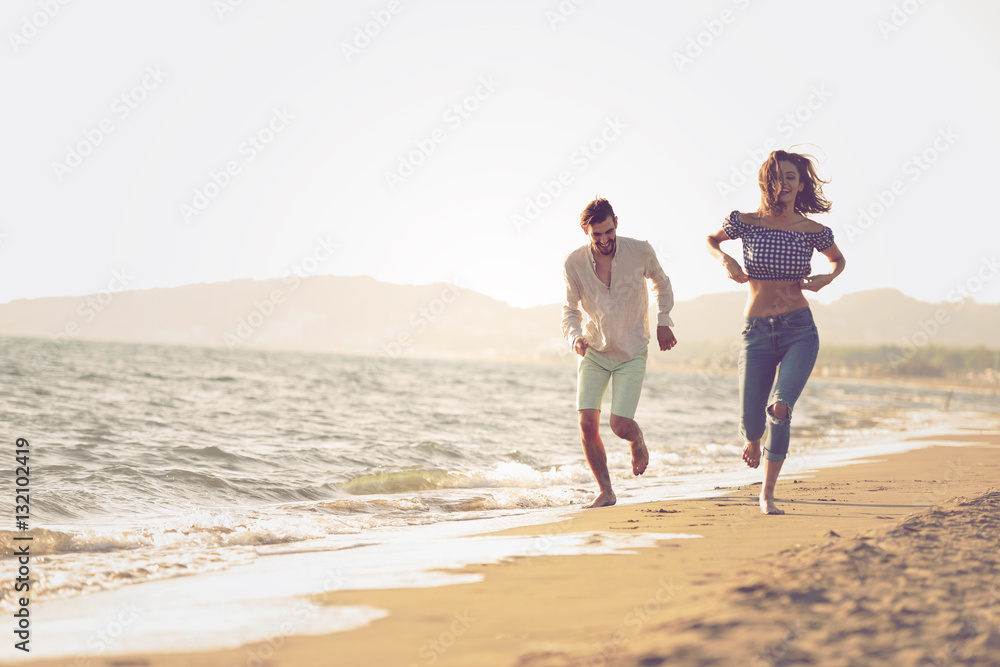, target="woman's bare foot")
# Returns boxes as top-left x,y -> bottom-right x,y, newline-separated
585,489 -> 617,508
742,440 -> 761,469
630,433 -> 649,476
759,494 -> 785,515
